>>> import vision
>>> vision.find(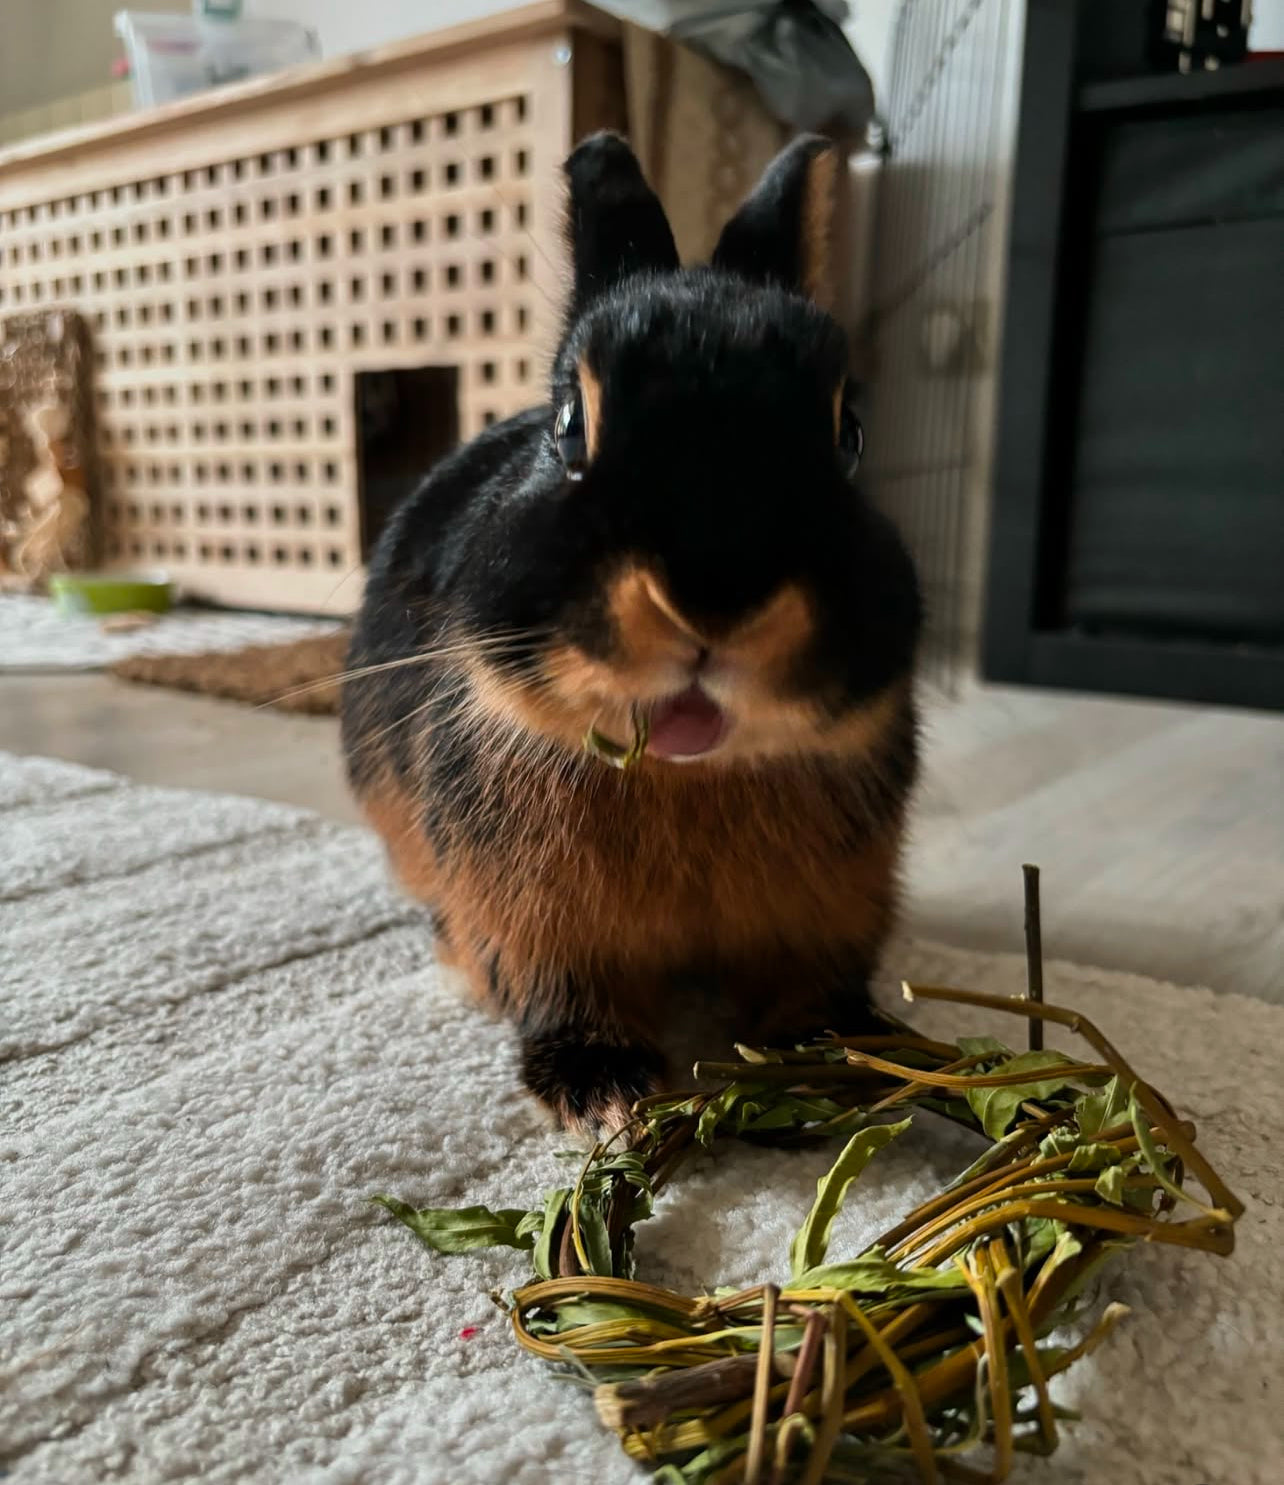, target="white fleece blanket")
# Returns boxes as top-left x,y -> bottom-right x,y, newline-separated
1,750 -> 1280,1483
